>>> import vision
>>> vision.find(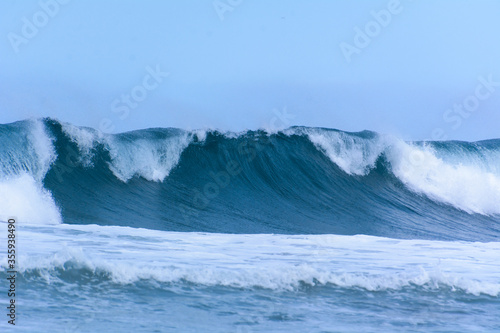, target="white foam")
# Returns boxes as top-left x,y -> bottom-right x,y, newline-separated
301,128 -> 500,215
0,173 -> 61,224
193,129 -> 207,142
62,122 -> 195,182
8,225 -> 500,296
105,133 -> 192,182
61,122 -> 101,167
28,119 -> 58,180
387,141 -> 500,215
303,128 -> 387,176
0,119 -> 57,181
0,119 -> 61,224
